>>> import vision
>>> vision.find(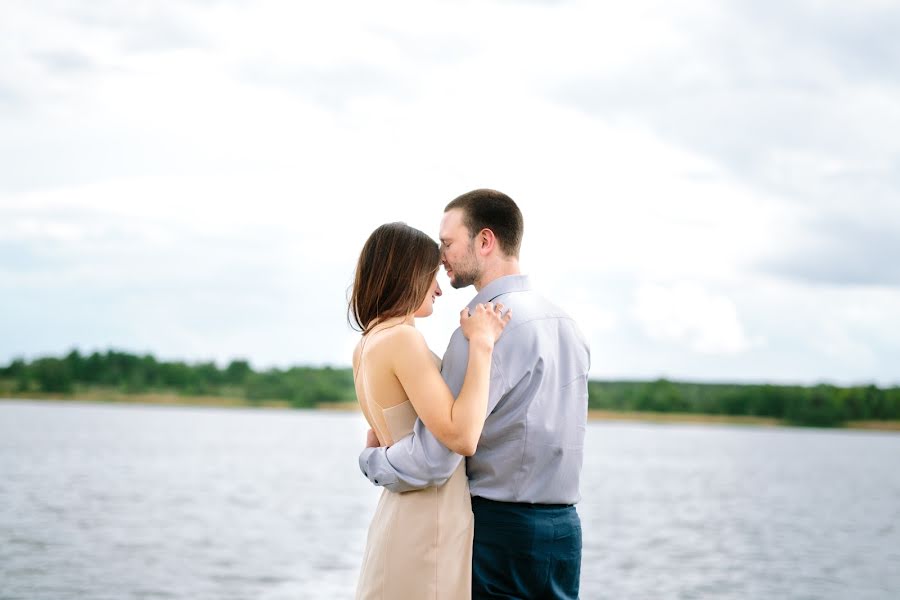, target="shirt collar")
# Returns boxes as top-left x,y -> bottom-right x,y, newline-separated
467,274 -> 532,311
